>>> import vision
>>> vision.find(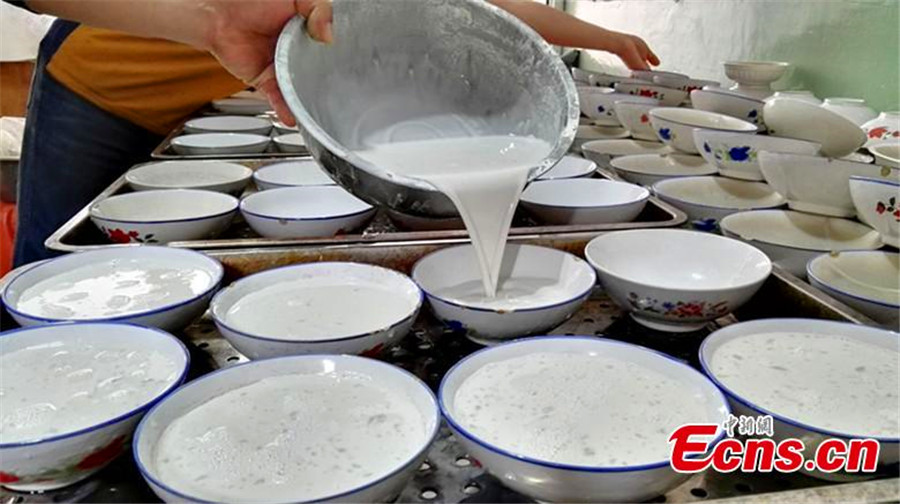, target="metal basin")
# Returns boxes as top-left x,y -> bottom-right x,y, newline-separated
275,0 -> 578,217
